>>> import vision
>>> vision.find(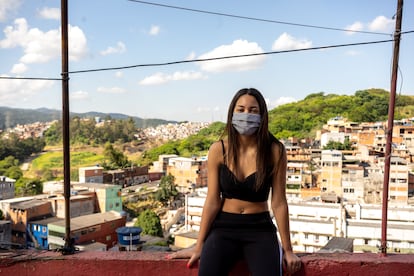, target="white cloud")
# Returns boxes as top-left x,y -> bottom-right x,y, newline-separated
0,0 -> 22,22
344,21 -> 364,35
368,15 -> 394,32
272,33 -> 312,51
186,51 -> 196,60
345,16 -> 394,35
10,63 -> 27,74
0,18 -> 87,63
139,71 -> 207,86
38,7 -> 60,20
197,39 -> 265,73
70,90 -> 89,100
345,50 -> 360,56
115,71 -> 123,78
0,74 -> 54,104
267,96 -> 296,109
97,86 -> 125,94
100,41 -> 126,56
149,25 -> 160,36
